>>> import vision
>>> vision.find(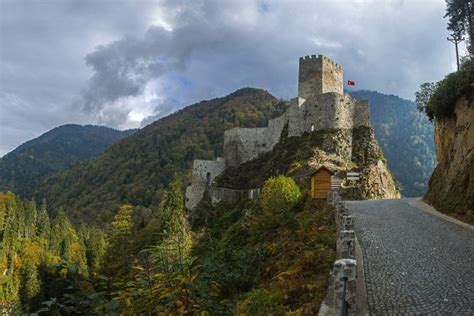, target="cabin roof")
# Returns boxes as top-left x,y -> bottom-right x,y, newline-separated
311,165 -> 335,176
